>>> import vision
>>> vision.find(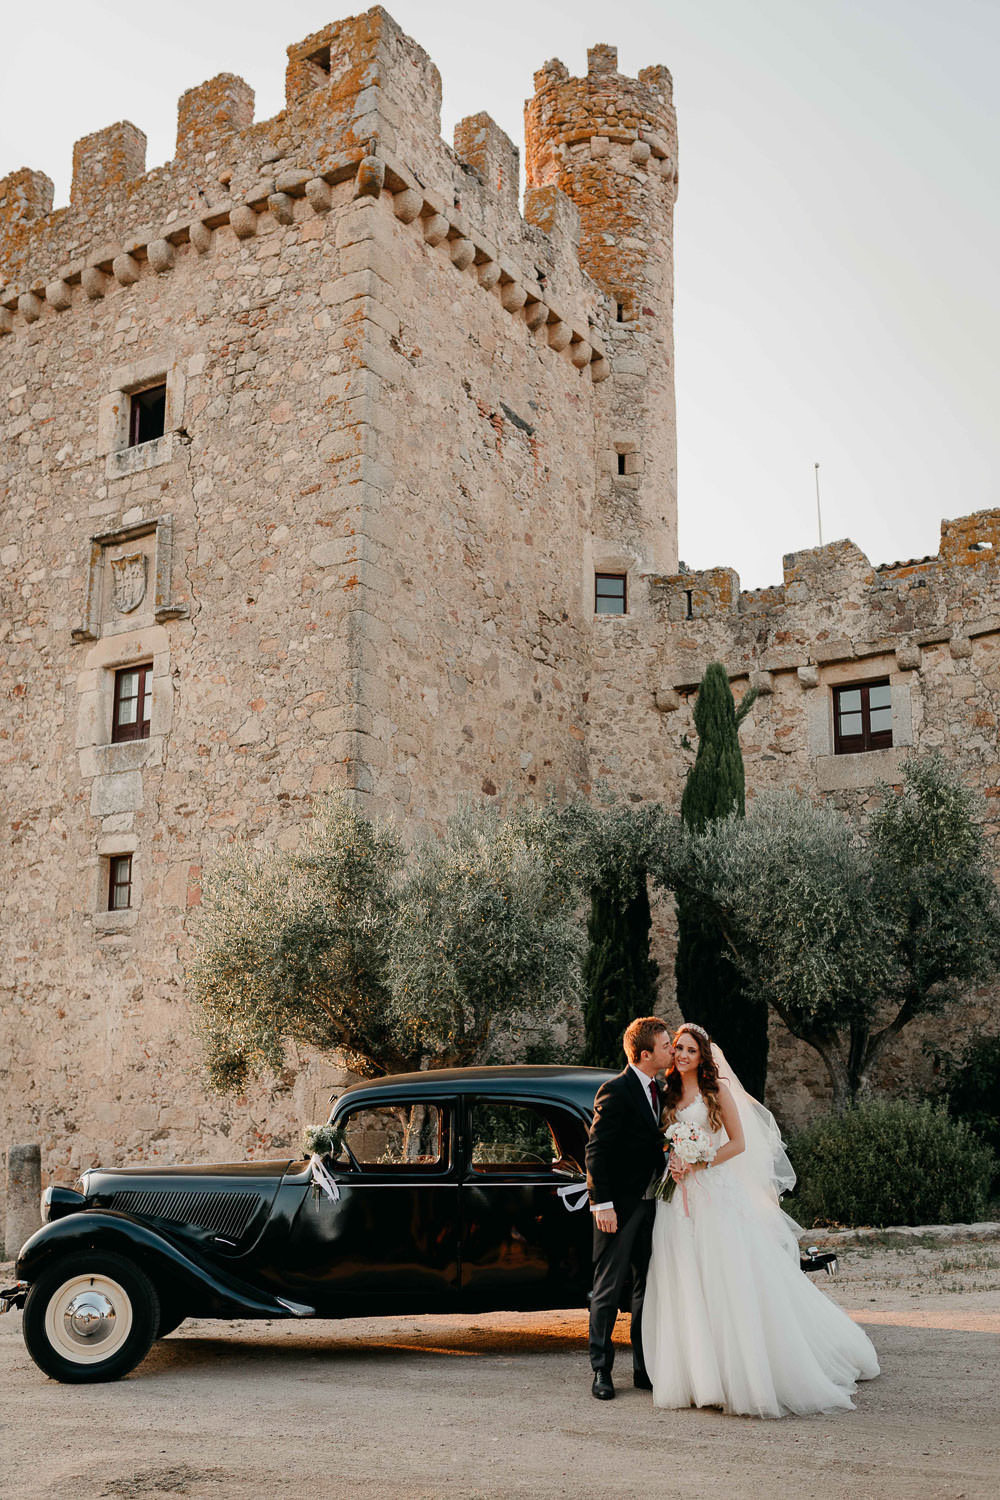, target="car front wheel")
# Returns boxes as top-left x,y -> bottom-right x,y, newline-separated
22,1252 -> 160,1383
